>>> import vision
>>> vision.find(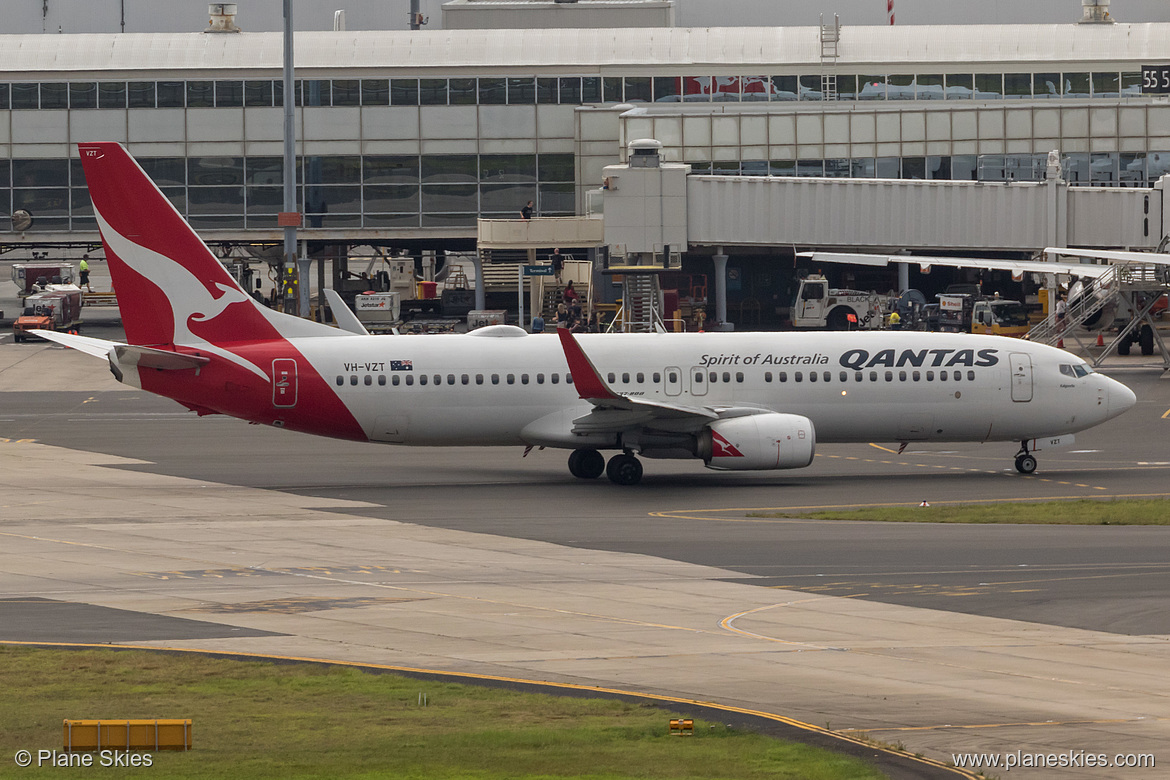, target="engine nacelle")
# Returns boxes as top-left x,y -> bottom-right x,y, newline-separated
698,413 -> 816,471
